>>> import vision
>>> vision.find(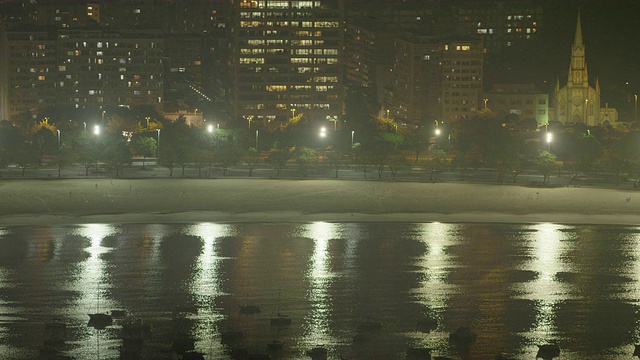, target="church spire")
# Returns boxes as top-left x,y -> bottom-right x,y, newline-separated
573,11 -> 583,49
568,11 -> 588,86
